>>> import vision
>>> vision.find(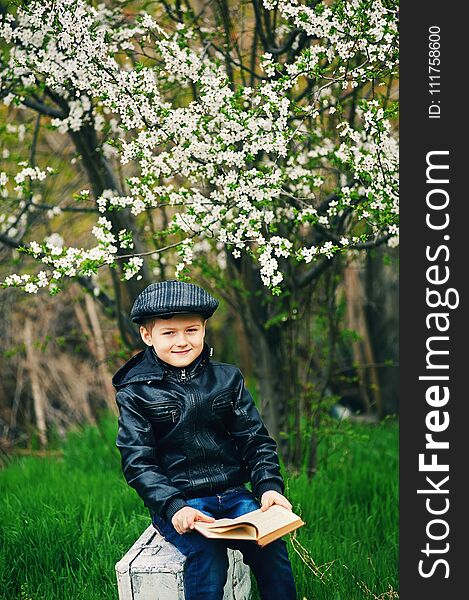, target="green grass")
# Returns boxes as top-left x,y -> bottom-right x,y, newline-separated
0,414 -> 398,600
284,420 -> 398,600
